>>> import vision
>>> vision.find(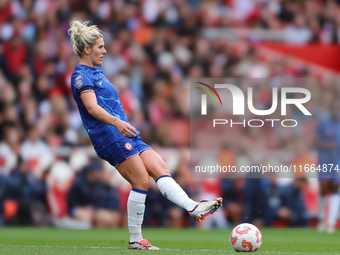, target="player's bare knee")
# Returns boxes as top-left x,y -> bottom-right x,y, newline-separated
140,176 -> 150,190
132,175 -> 149,191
